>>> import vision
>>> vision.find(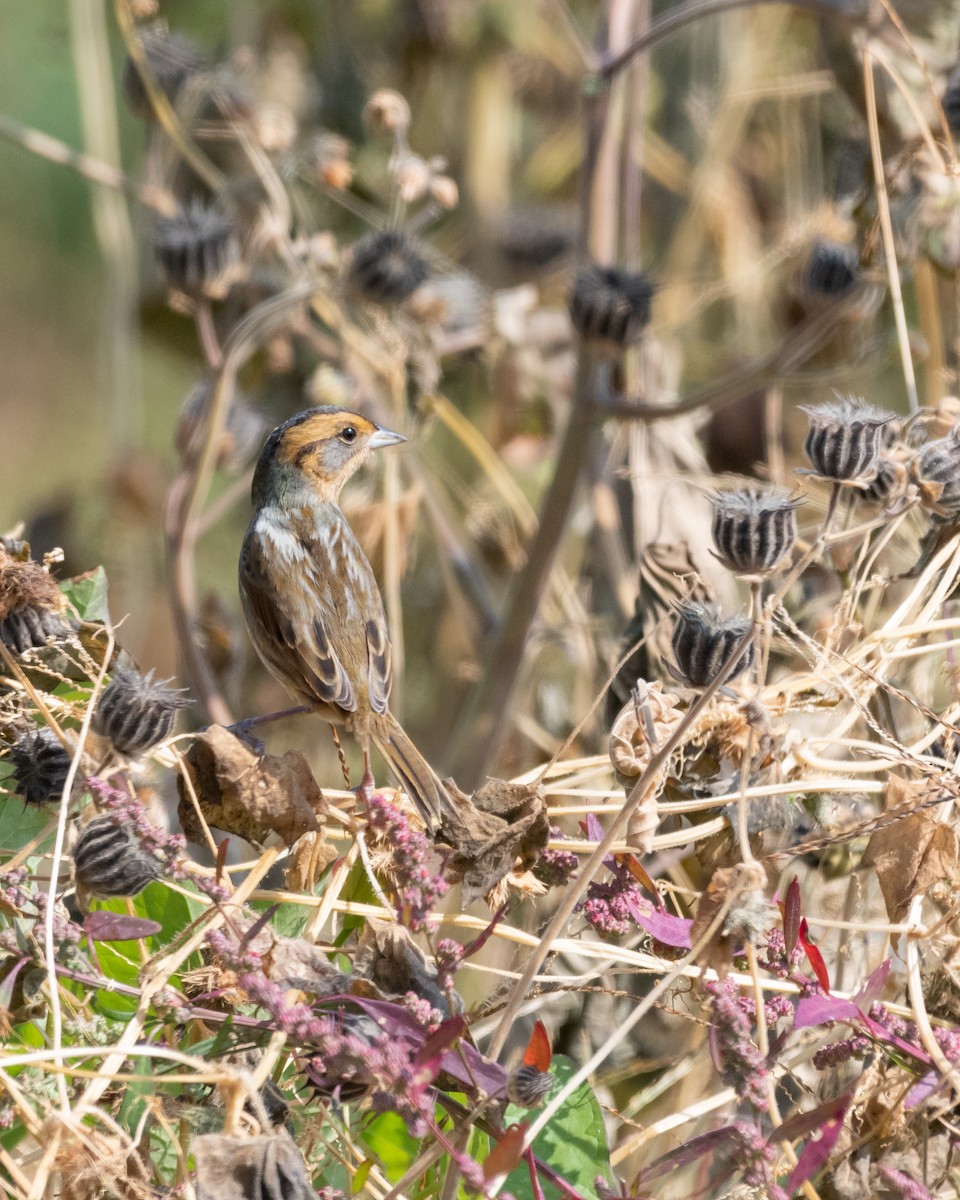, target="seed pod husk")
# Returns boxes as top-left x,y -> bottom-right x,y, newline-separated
7,728 -> 72,806
913,428 -> 960,523
92,664 -> 189,756
122,27 -> 204,120
801,396 -> 895,485
671,603 -> 753,689
155,201 -> 236,292
349,231 -> 428,304
73,816 -> 161,898
0,547 -> 72,655
802,240 -> 859,298
568,263 -> 654,347
710,489 -> 799,576
506,1064 -> 553,1108
861,453 -> 910,506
